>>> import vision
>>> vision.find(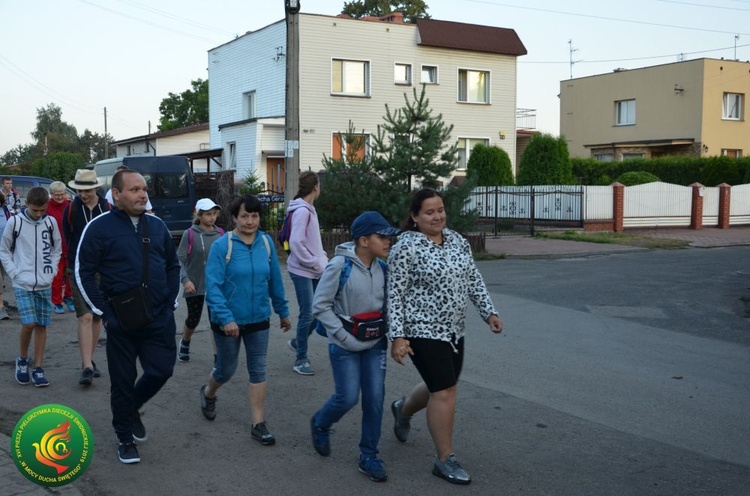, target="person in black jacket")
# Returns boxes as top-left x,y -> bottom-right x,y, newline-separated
62,169 -> 110,386
75,169 -> 180,465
